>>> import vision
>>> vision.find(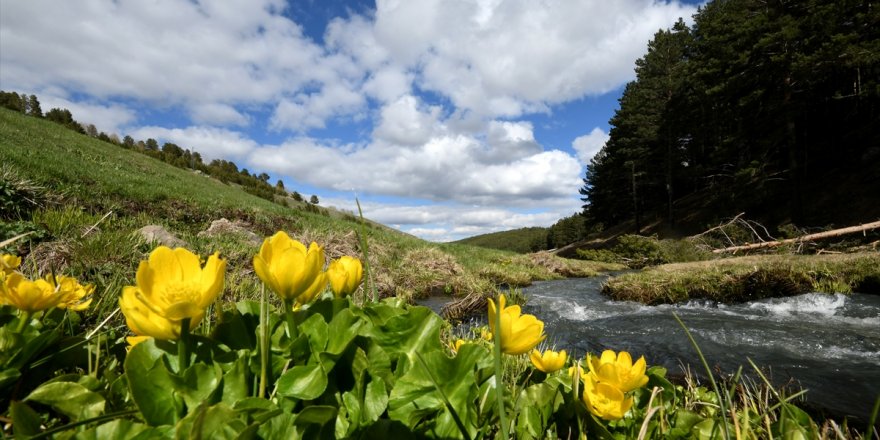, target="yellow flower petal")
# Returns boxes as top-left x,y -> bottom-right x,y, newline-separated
488,294 -> 546,355
120,246 -> 225,340
254,232 -> 326,302
530,349 -> 567,373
